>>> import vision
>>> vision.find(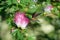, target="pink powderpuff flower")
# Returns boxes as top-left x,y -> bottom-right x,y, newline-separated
14,12 -> 30,29
44,4 -> 53,13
